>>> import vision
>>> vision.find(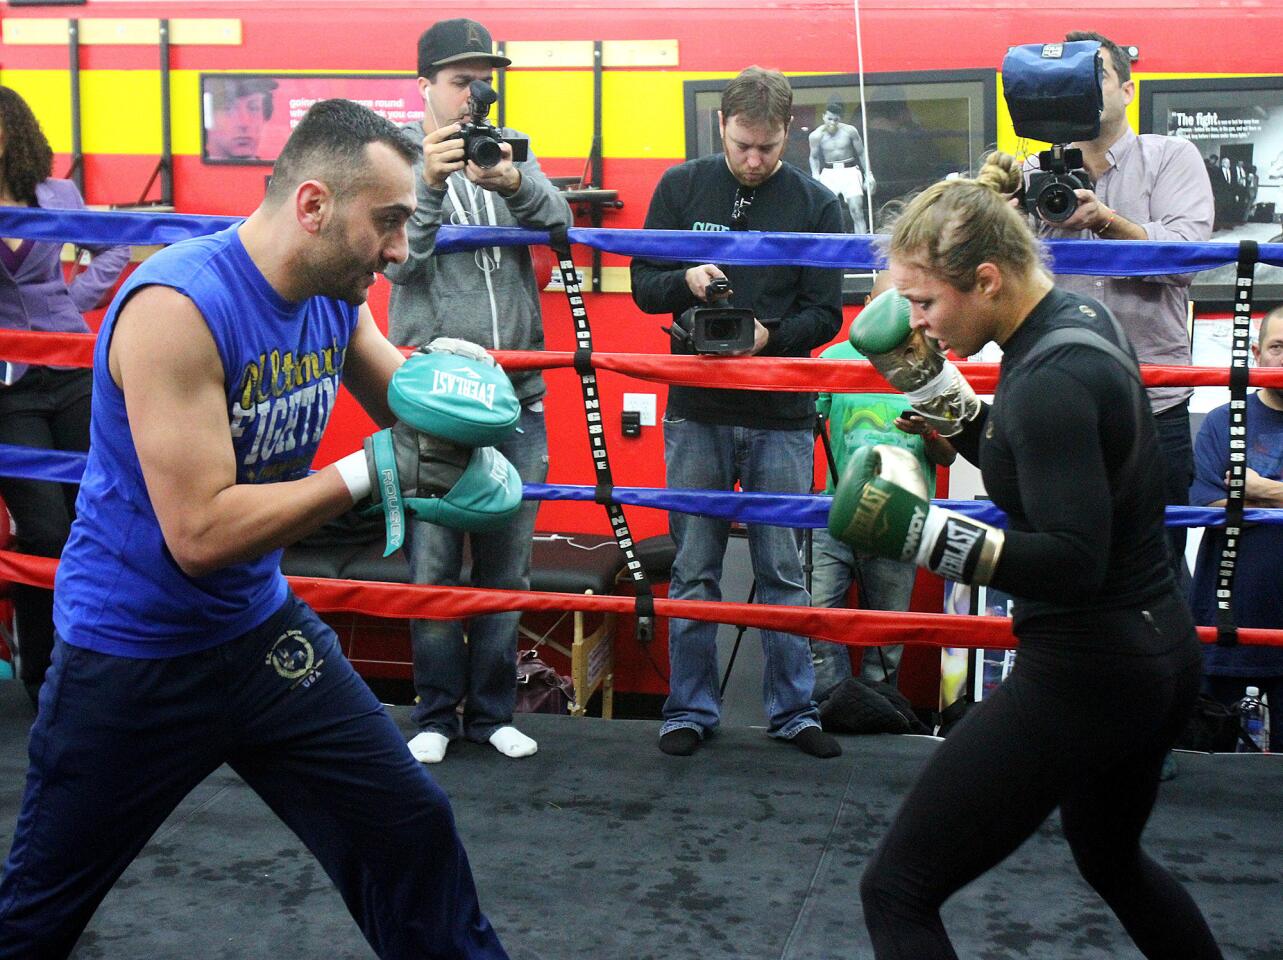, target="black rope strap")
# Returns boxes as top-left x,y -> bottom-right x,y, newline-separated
1216,240 -> 1258,647
547,226 -> 655,642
